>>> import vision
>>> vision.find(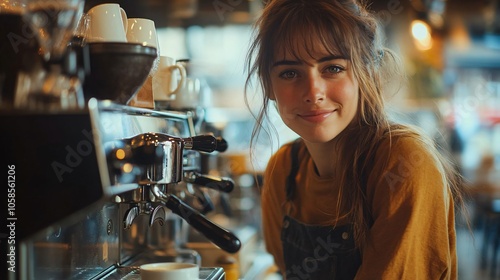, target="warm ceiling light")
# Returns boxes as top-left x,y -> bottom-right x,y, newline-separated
411,19 -> 433,51
122,163 -> 133,173
115,149 -> 126,160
